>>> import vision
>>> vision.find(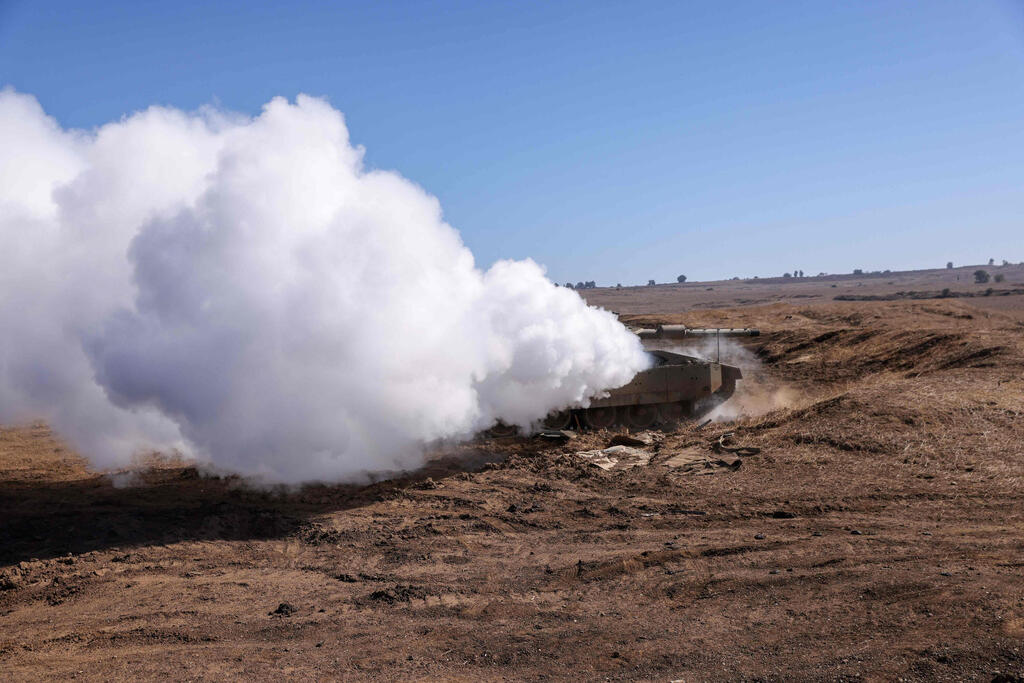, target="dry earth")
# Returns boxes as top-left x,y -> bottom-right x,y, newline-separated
2,266 -> 1023,681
